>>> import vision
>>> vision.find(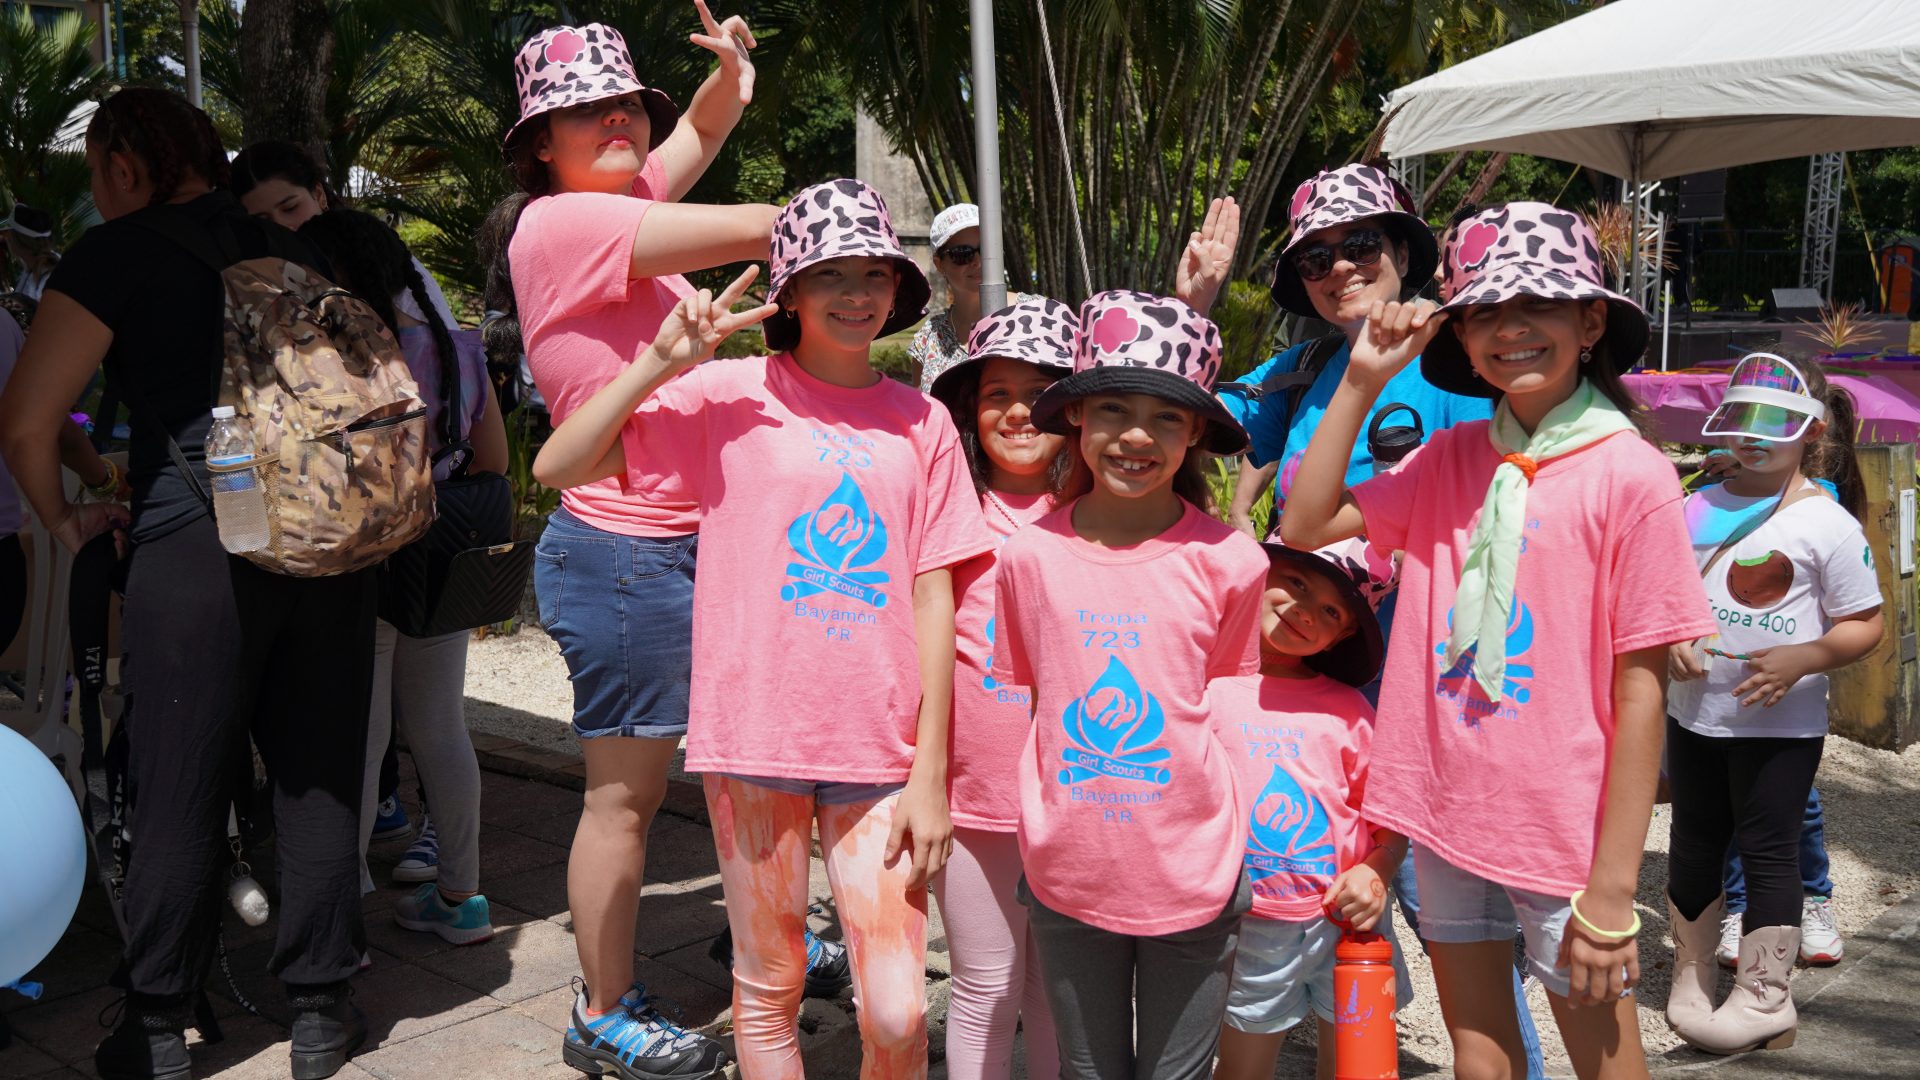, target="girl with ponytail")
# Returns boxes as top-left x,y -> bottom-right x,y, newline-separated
484,10 -> 850,1077
297,207 -> 508,950
1664,355 -> 1883,1056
